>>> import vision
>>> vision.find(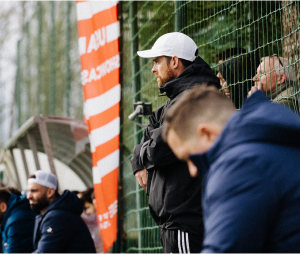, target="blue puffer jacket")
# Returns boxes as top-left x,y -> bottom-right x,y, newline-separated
190,91 -> 300,253
1,194 -> 35,253
33,190 -> 96,253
